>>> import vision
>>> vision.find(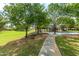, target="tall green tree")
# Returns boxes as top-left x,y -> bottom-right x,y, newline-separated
48,3 -> 67,23
32,4 -> 51,34
4,3 -> 34,37
48,3 -> 68,33
4,3 -> 51,37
